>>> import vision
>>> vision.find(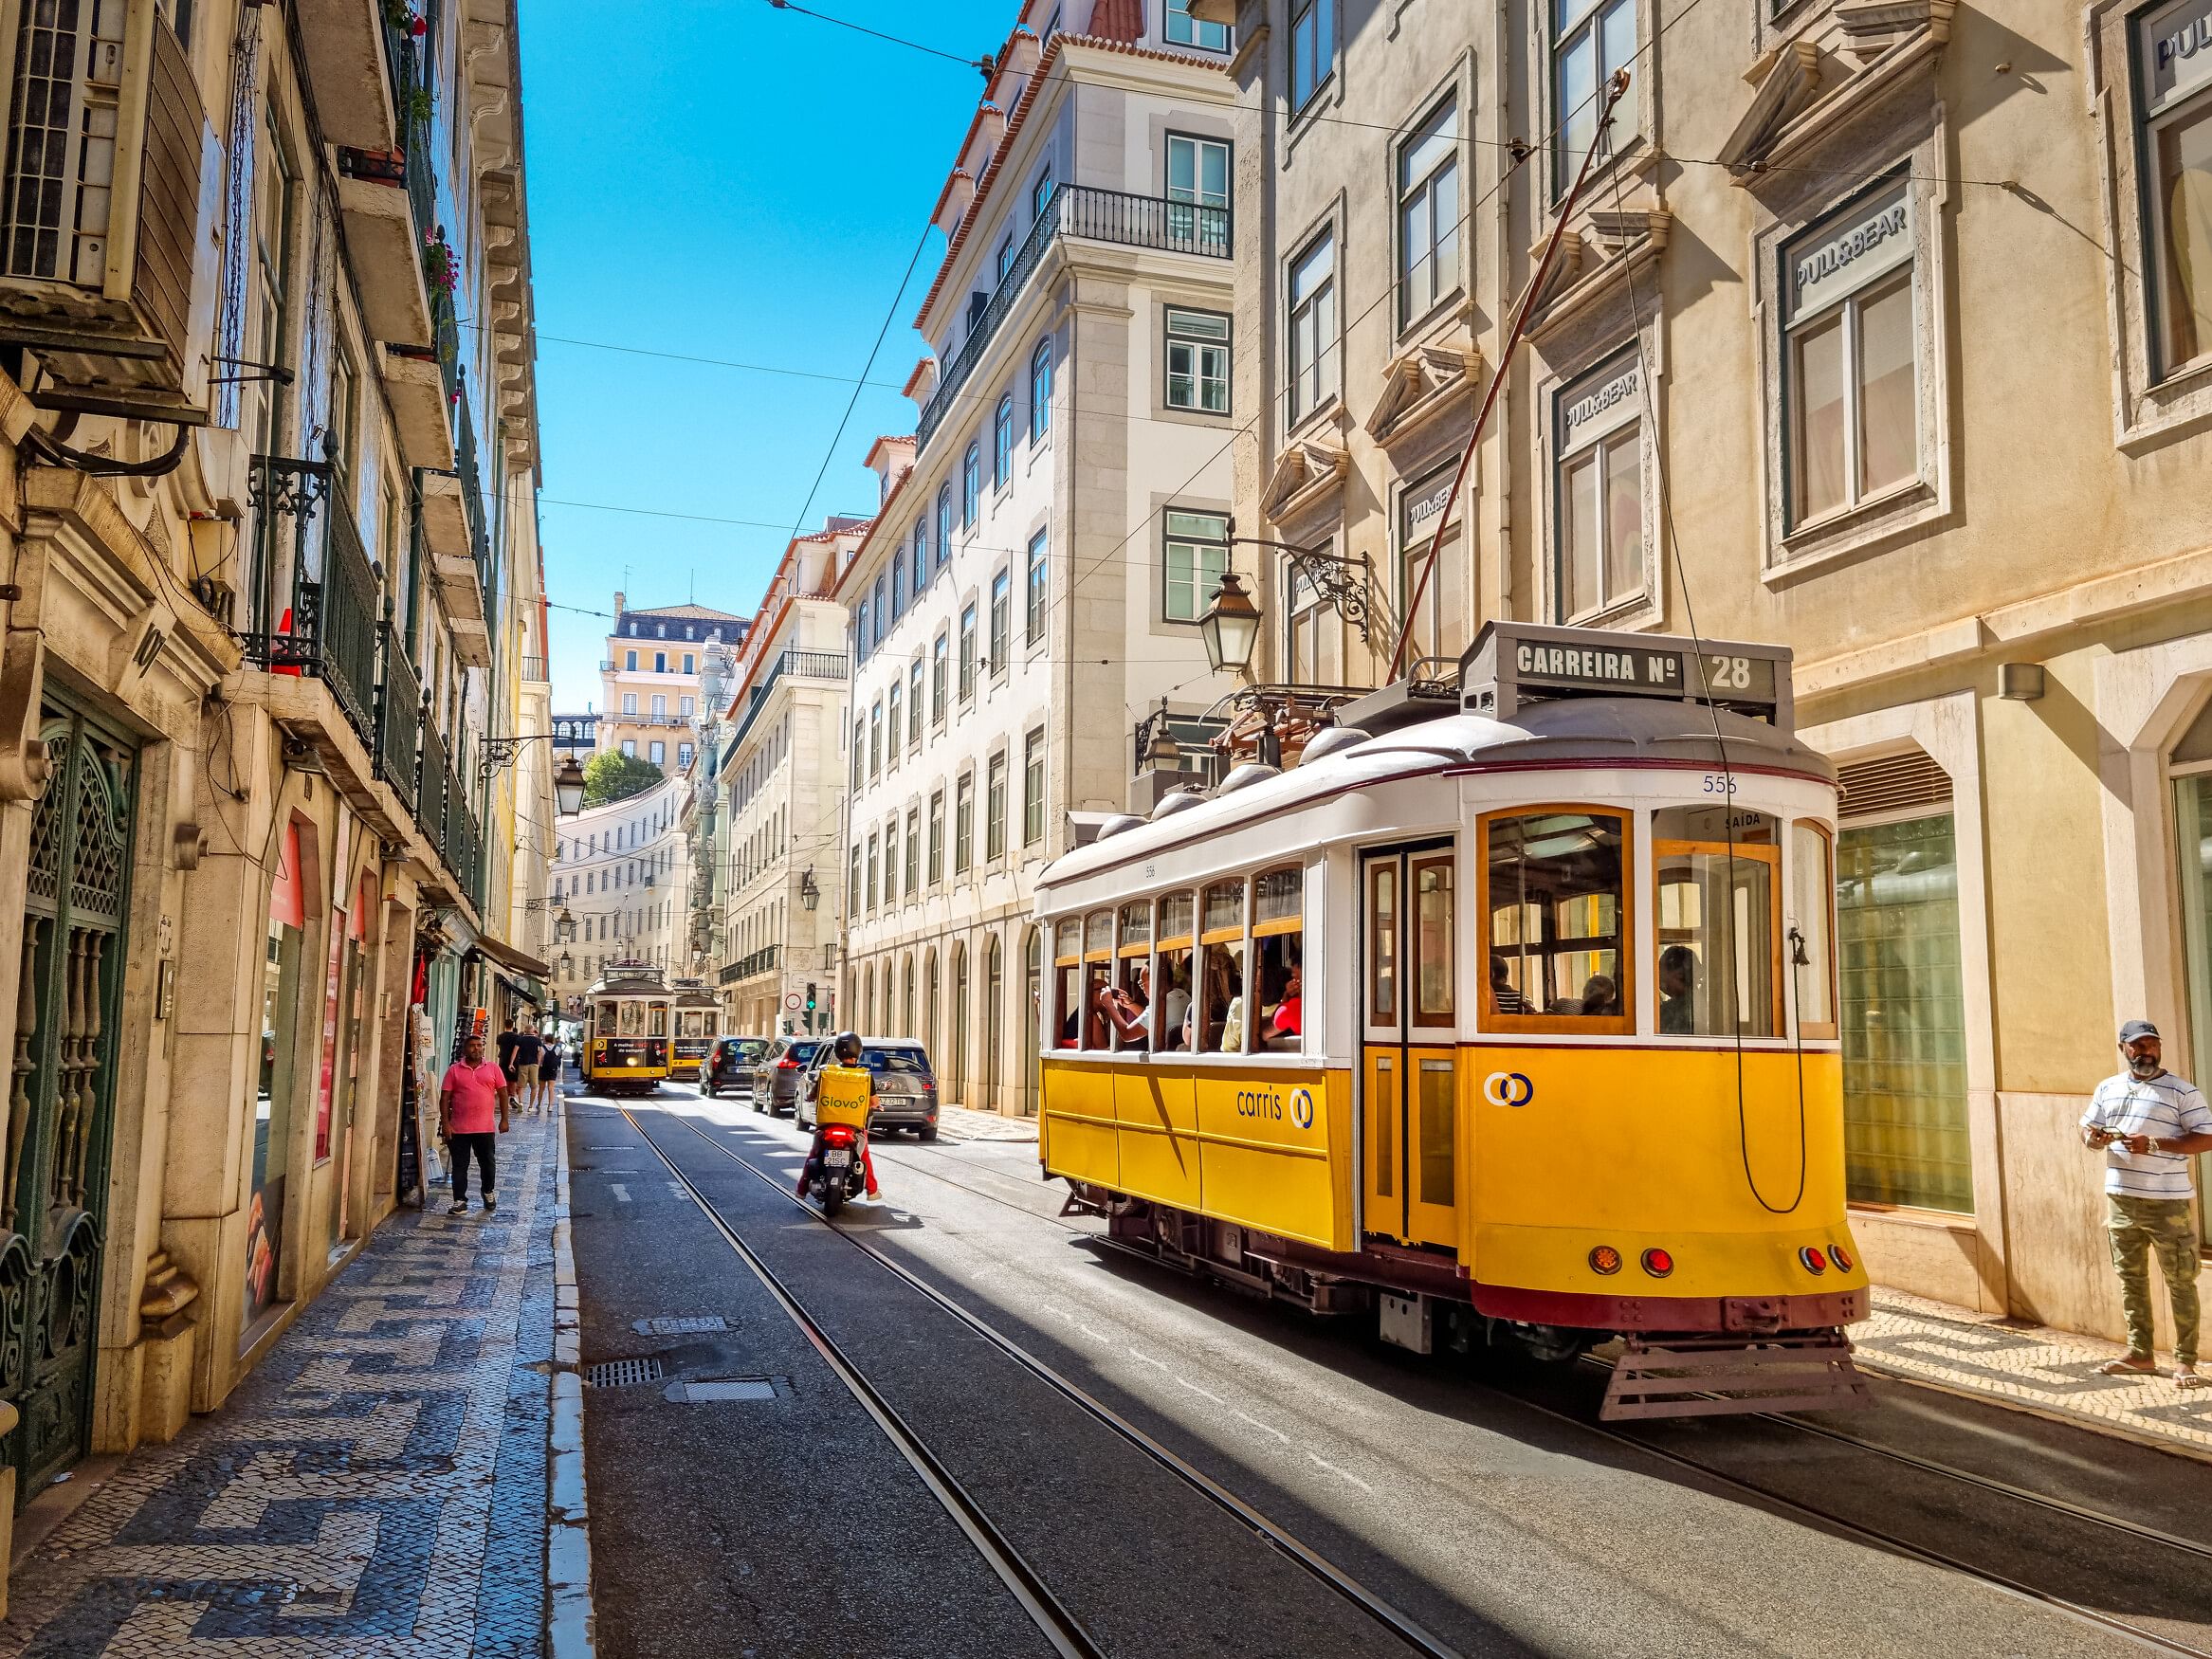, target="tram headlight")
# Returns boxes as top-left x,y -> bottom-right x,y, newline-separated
1640,1249 -> 1673,1278
1799,1246 -> 1829,1275
1588,1246 -> 1623,1276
